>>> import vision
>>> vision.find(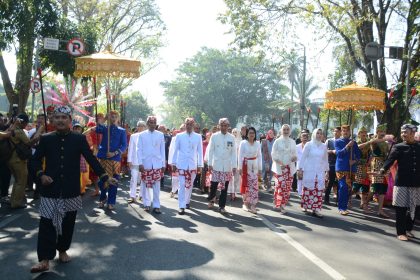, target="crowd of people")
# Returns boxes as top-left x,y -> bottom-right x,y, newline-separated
0,106 -> 419,273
